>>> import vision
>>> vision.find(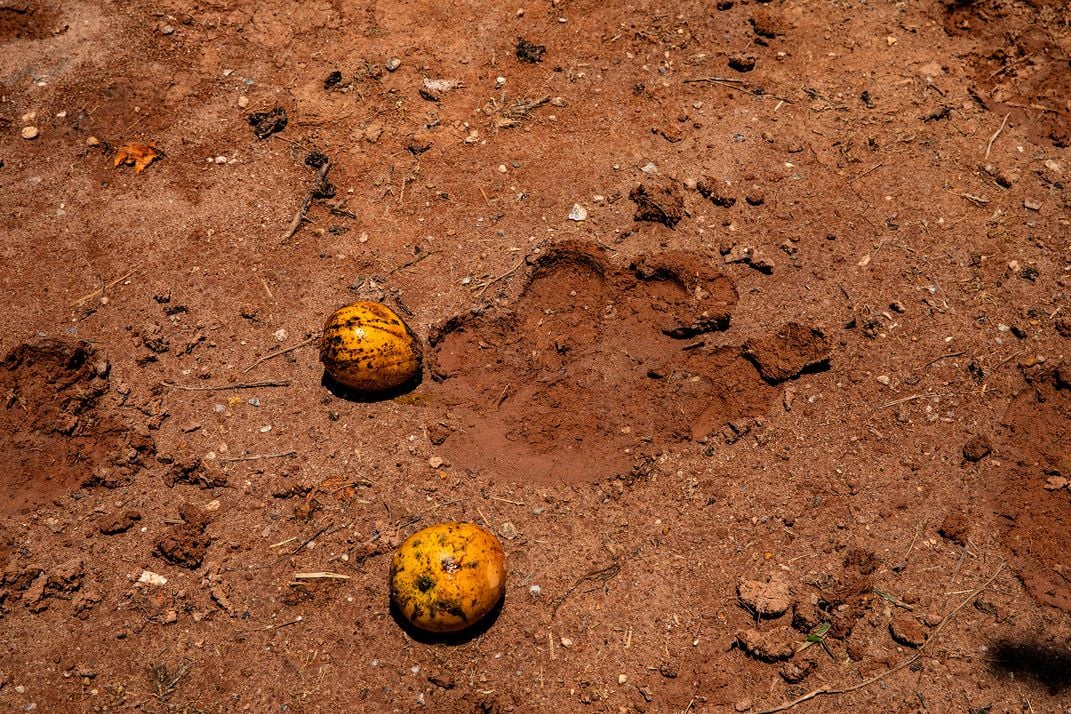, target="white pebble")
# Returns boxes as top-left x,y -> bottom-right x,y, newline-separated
568,203 -> 588,221
273,328 -> 288,342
